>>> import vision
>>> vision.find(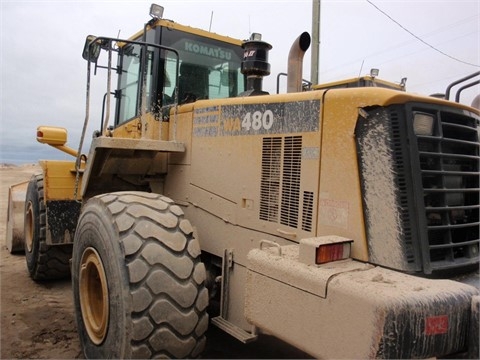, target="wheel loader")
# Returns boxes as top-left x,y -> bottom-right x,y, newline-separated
6,4 -> 480,359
